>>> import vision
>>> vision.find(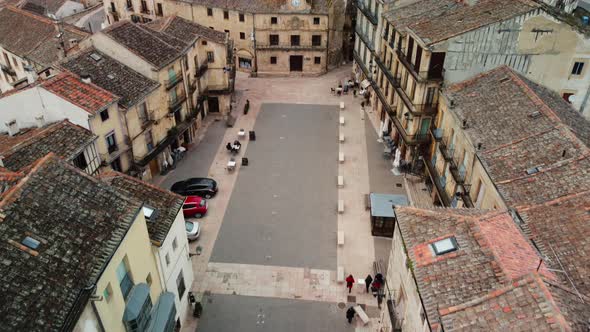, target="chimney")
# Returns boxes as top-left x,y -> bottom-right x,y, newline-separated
80,73 -> 91,84
35,115 -> 45,128
6,120 -> 19,136
23,65 -> 38,84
